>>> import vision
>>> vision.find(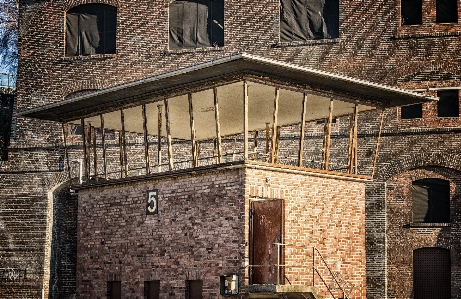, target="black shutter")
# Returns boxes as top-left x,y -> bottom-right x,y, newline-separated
401,0 -> 423,25
436,0 -> 458,23
401,103 -> 422,119
437,90 -> 459,117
